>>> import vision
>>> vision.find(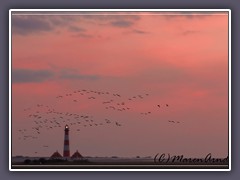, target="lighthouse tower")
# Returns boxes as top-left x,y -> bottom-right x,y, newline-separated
63,125 -> 70,158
